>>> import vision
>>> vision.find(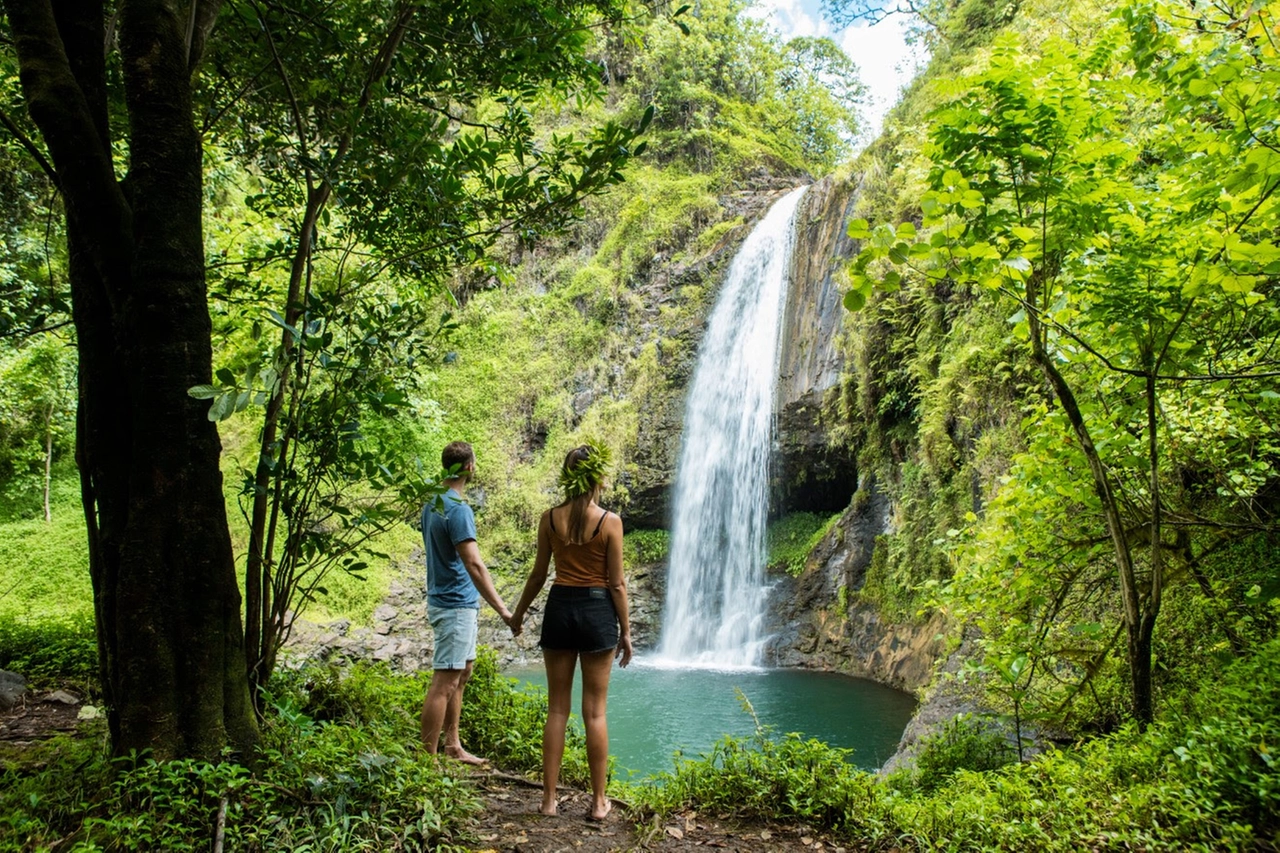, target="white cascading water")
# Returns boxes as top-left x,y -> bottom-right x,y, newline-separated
654,185 -> 808,669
